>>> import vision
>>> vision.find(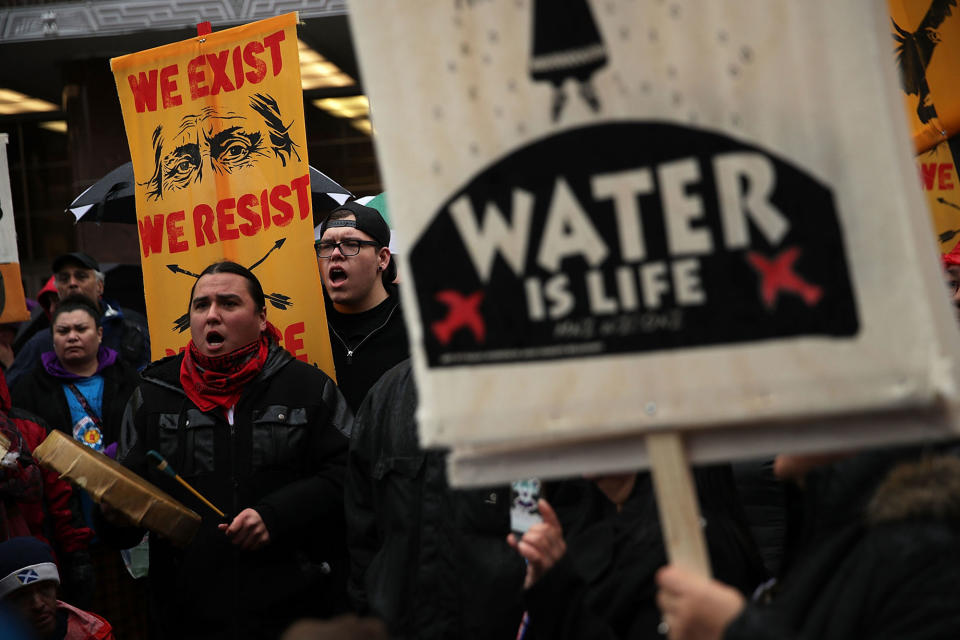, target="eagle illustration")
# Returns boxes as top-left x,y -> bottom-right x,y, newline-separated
892,0 -> 957,124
